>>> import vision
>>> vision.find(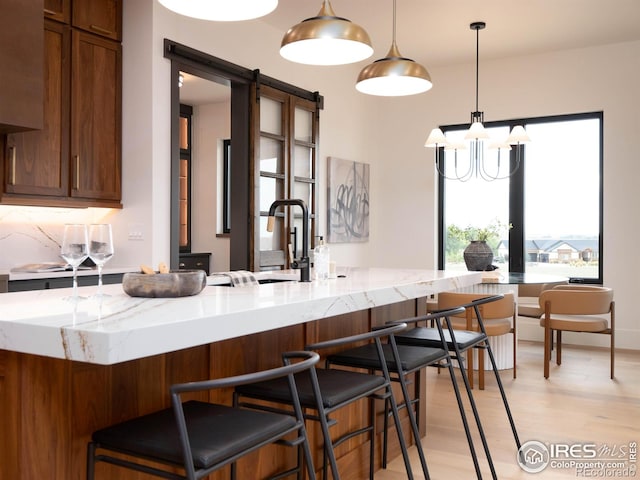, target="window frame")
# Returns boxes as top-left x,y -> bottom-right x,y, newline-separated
222,138 -> 231,234
437,111 -> 604,284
